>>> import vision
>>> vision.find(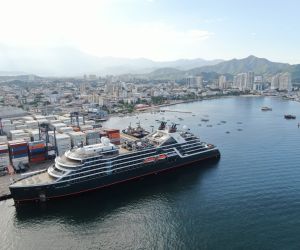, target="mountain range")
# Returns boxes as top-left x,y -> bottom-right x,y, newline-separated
0,44 -> 299,81
0,44 -> 222,76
